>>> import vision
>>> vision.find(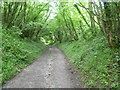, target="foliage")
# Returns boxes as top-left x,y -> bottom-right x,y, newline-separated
0,30 -> 2,86
2,2 -> 50,41
2,28 -> 46,84
1,1 -> 120,88
58,34 -> 119,88
46,2 -> 120,48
